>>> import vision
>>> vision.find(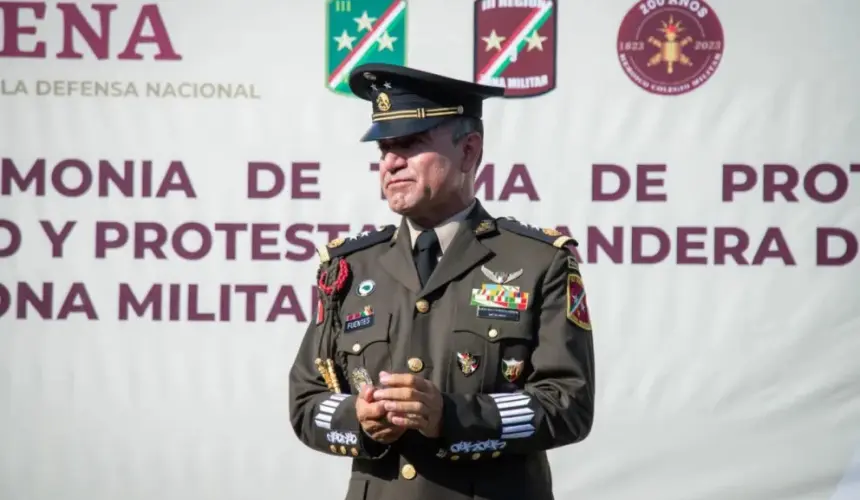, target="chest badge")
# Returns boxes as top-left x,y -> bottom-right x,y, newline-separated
456,352 -> 480,376
344,305 -> 374,333
472,266 -> 529,318
501,358 -> 524,383
480,265 -> 523,285
356,279 -> 375,296
350,367 -> 373,392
